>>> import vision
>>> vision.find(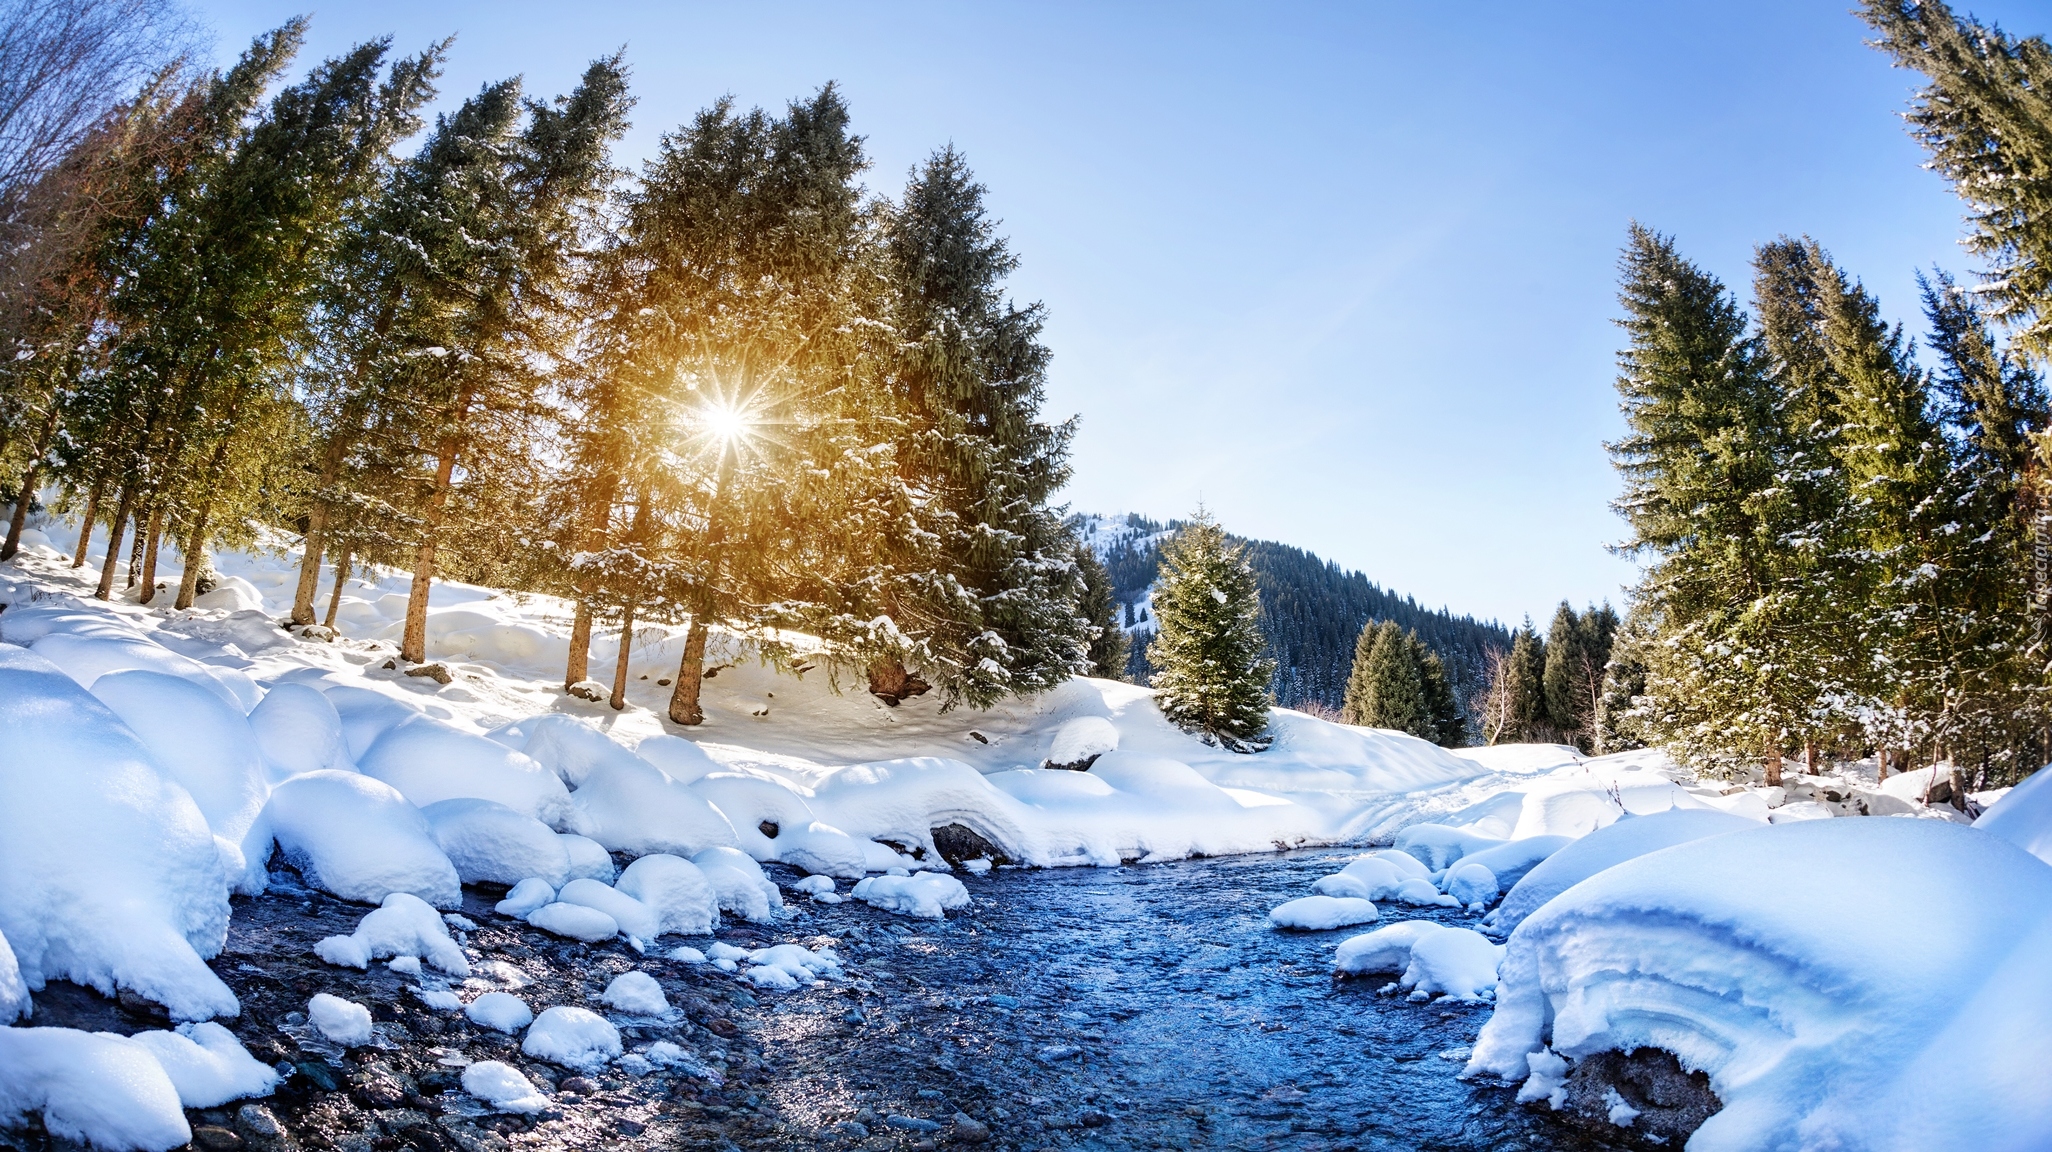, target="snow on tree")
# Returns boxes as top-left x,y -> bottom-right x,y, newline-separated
1147,508 -> 1274,752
